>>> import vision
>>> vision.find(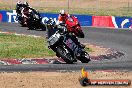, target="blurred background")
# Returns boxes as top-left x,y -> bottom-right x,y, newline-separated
0,0 -> 132,16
